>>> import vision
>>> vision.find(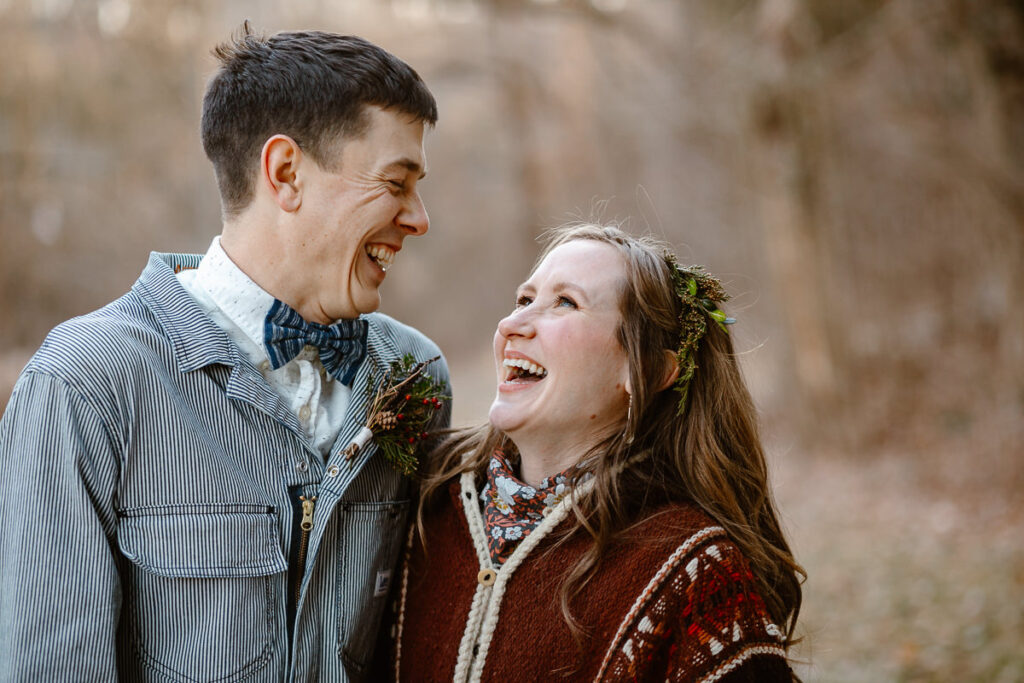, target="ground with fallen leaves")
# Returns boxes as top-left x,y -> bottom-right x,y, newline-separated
776,447 -> 1023,682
